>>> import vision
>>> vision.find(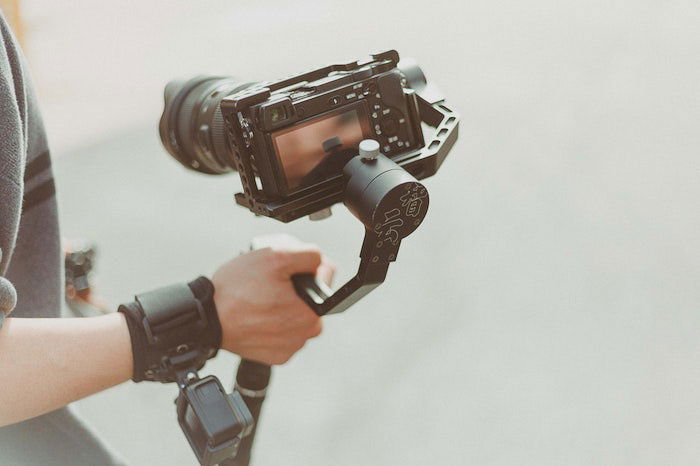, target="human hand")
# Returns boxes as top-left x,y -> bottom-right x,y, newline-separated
212,234 -> 335,365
